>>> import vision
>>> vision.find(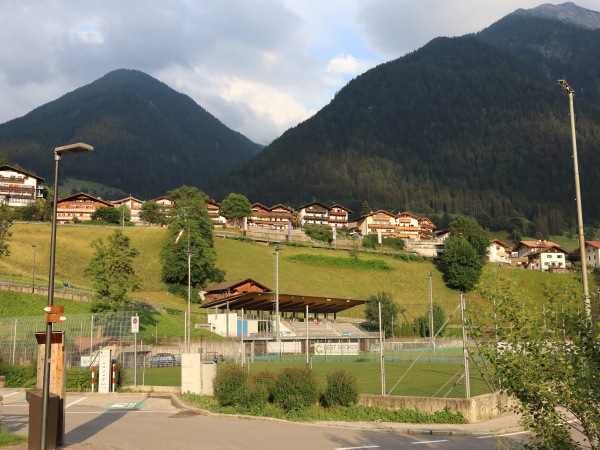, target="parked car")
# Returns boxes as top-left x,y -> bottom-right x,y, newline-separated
149,352 -> 181,367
